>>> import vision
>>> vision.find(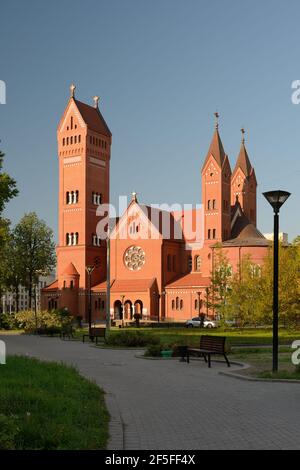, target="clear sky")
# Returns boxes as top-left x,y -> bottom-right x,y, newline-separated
1,0 -> 299,241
